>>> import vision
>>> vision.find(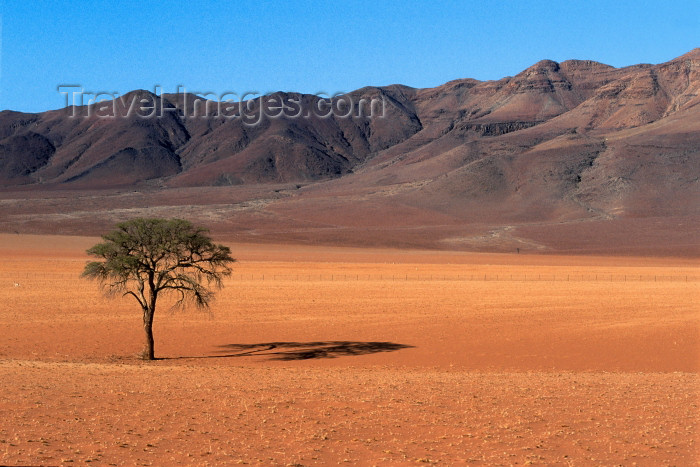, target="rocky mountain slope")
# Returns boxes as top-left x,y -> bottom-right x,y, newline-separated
1,50 -> 698,253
